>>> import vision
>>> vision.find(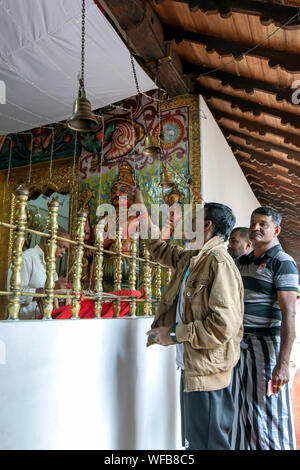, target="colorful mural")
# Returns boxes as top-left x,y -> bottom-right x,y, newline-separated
0,92 -> 195,218
0,125 -> 80,170
78,91 -> 193,228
